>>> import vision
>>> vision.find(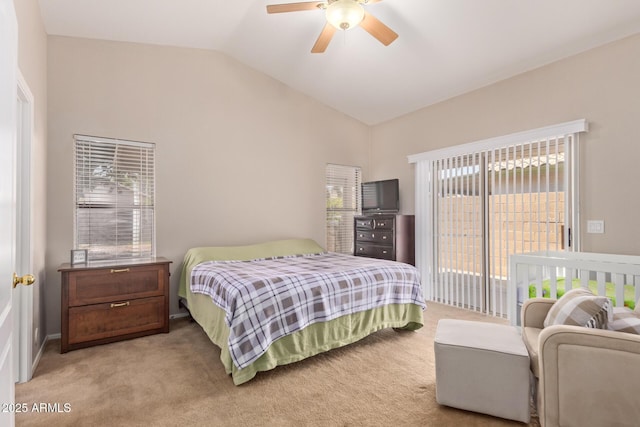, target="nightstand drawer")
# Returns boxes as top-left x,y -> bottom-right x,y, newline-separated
67,296 -> 165,345
68,265 -> 165,307
355,230 -> 393,243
